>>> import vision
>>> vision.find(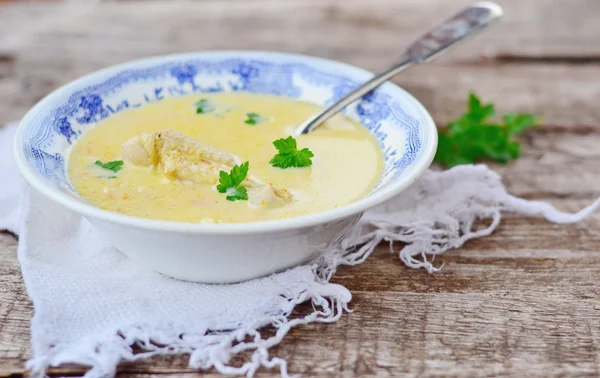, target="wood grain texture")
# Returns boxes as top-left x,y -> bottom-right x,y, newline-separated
0,0 -> 599,127
1,204 -> 600,377
0,0 -> 599,377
